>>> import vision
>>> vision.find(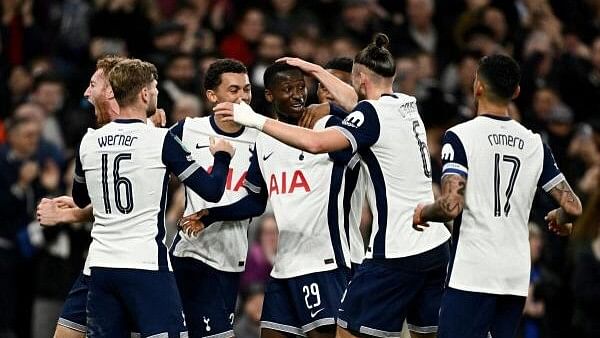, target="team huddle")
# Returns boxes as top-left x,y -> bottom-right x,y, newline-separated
37,33 -> 582,338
